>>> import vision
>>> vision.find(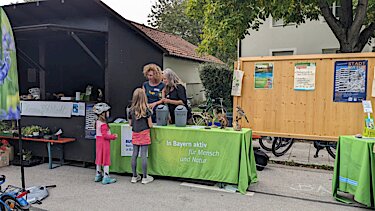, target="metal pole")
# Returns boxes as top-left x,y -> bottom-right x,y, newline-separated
17,119 -> 25,189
